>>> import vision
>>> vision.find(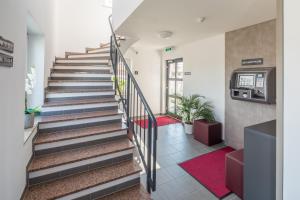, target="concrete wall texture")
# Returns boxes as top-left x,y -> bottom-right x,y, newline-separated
225,20 -> 277,149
